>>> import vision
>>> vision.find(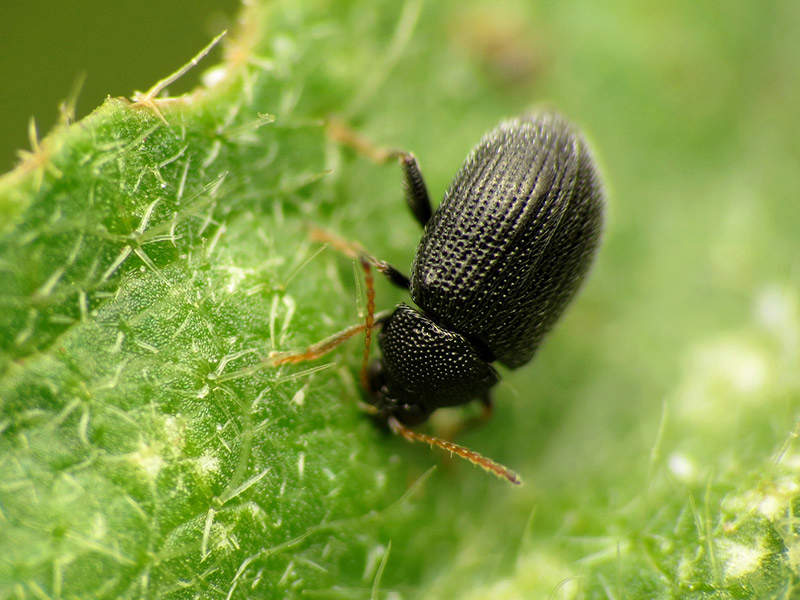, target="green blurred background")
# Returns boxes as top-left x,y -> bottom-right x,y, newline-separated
0,0 -> 237,172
